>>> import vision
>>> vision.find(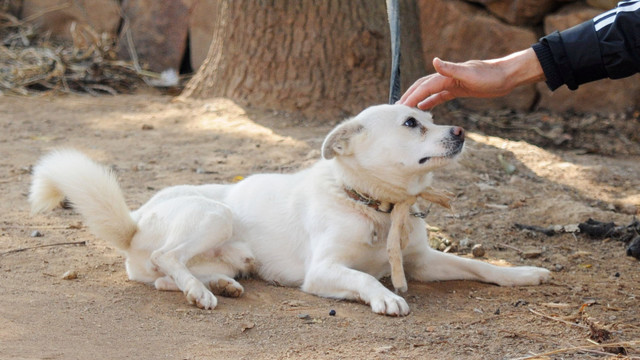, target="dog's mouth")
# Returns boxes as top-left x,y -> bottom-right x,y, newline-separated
418,142 -> 464,165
